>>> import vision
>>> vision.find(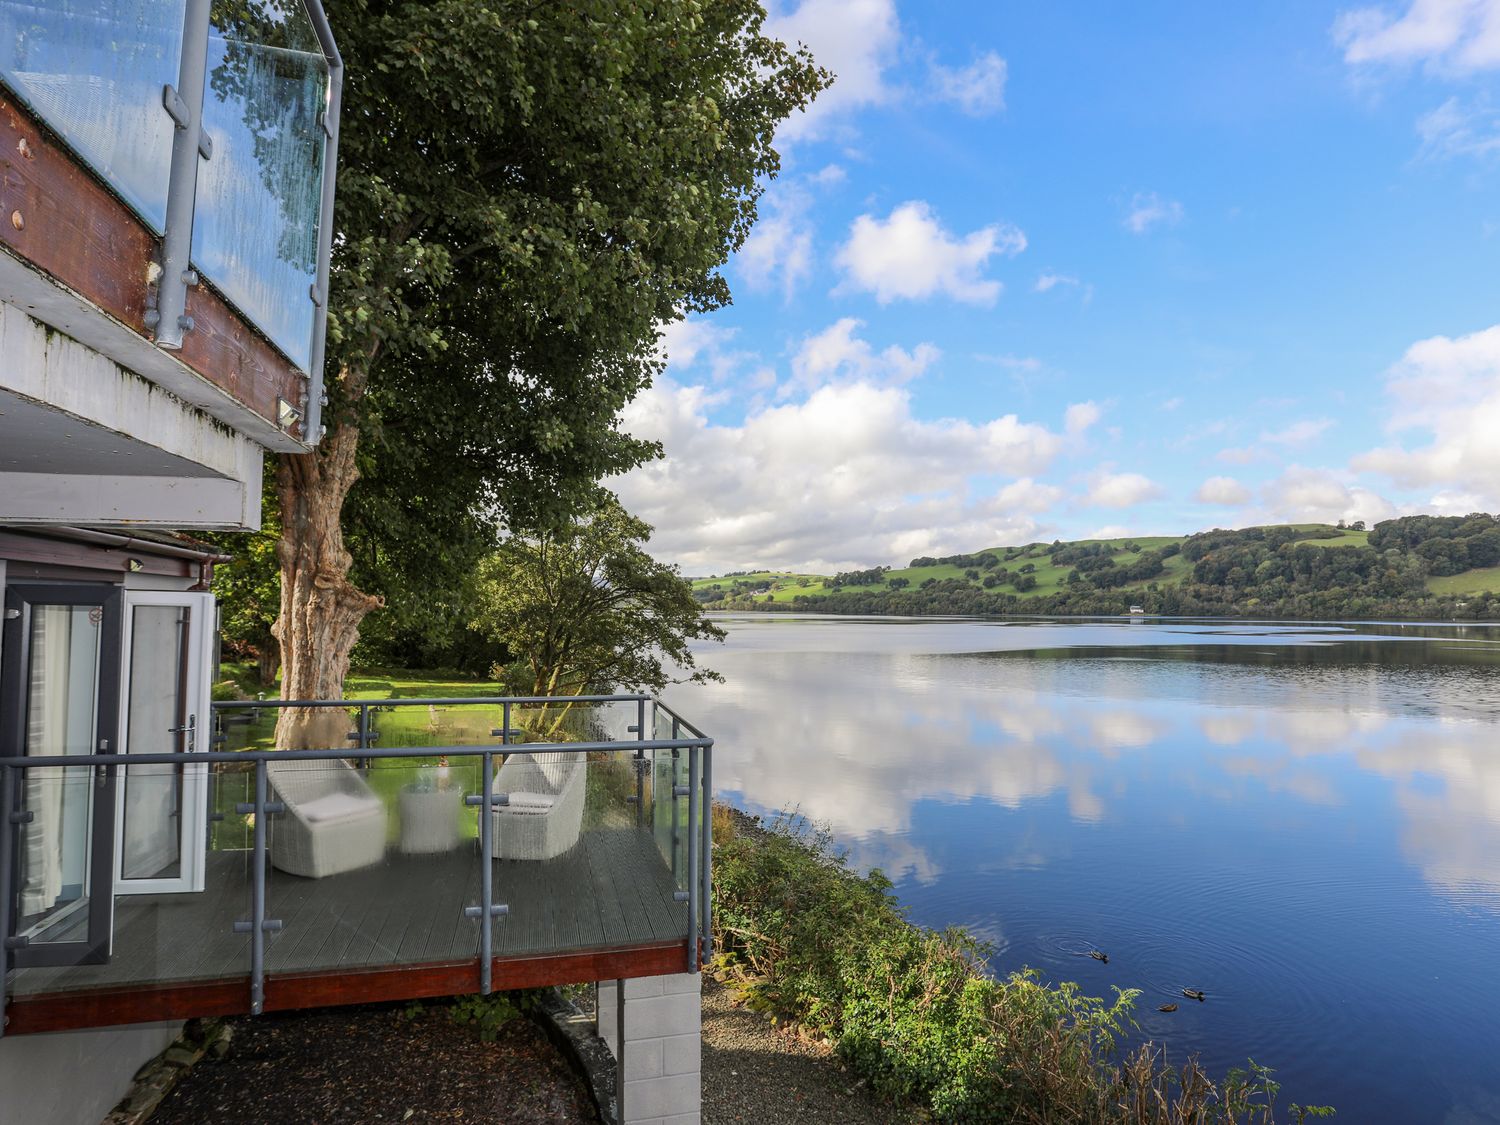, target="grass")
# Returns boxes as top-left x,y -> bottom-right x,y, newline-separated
208,669 -> 653,850
1426,566 -> 1500,596
1293,529 -> 1369,548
